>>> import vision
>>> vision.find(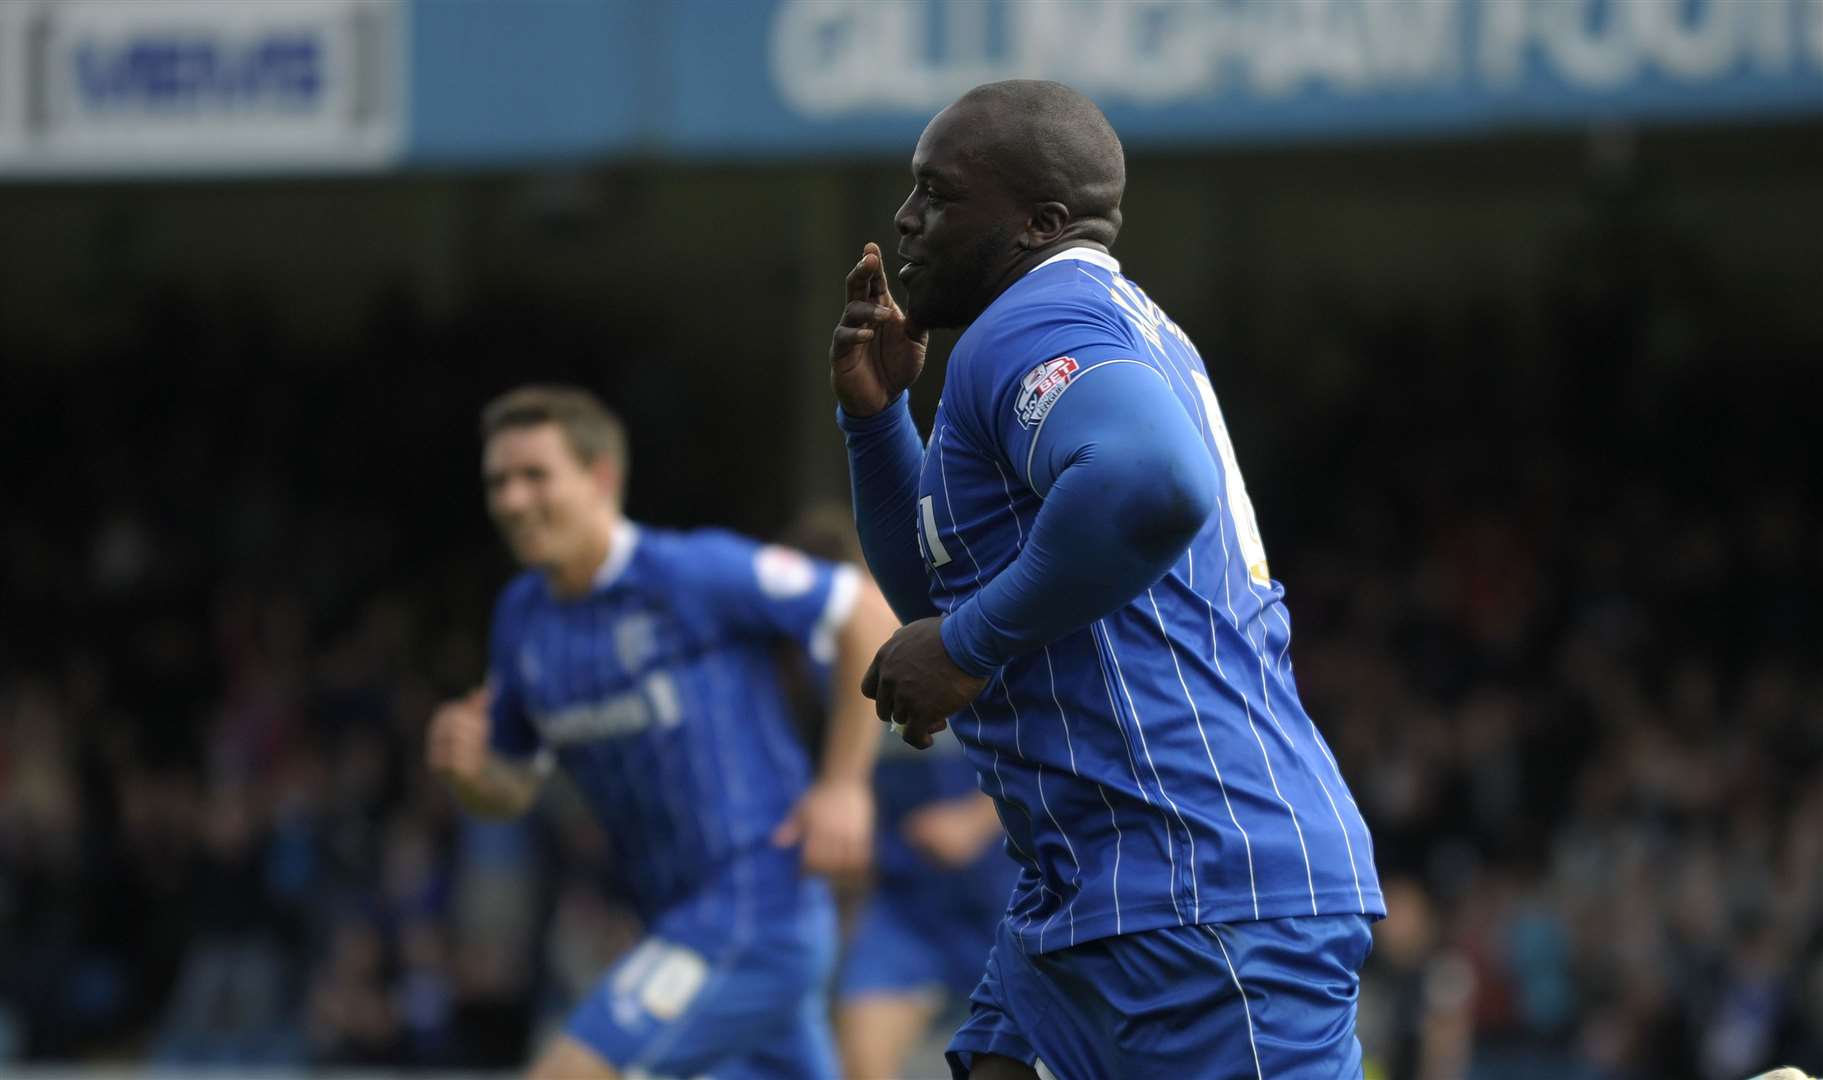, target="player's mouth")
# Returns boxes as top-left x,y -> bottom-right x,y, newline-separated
899,259 -> 925,283
502,519 -> 544,548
